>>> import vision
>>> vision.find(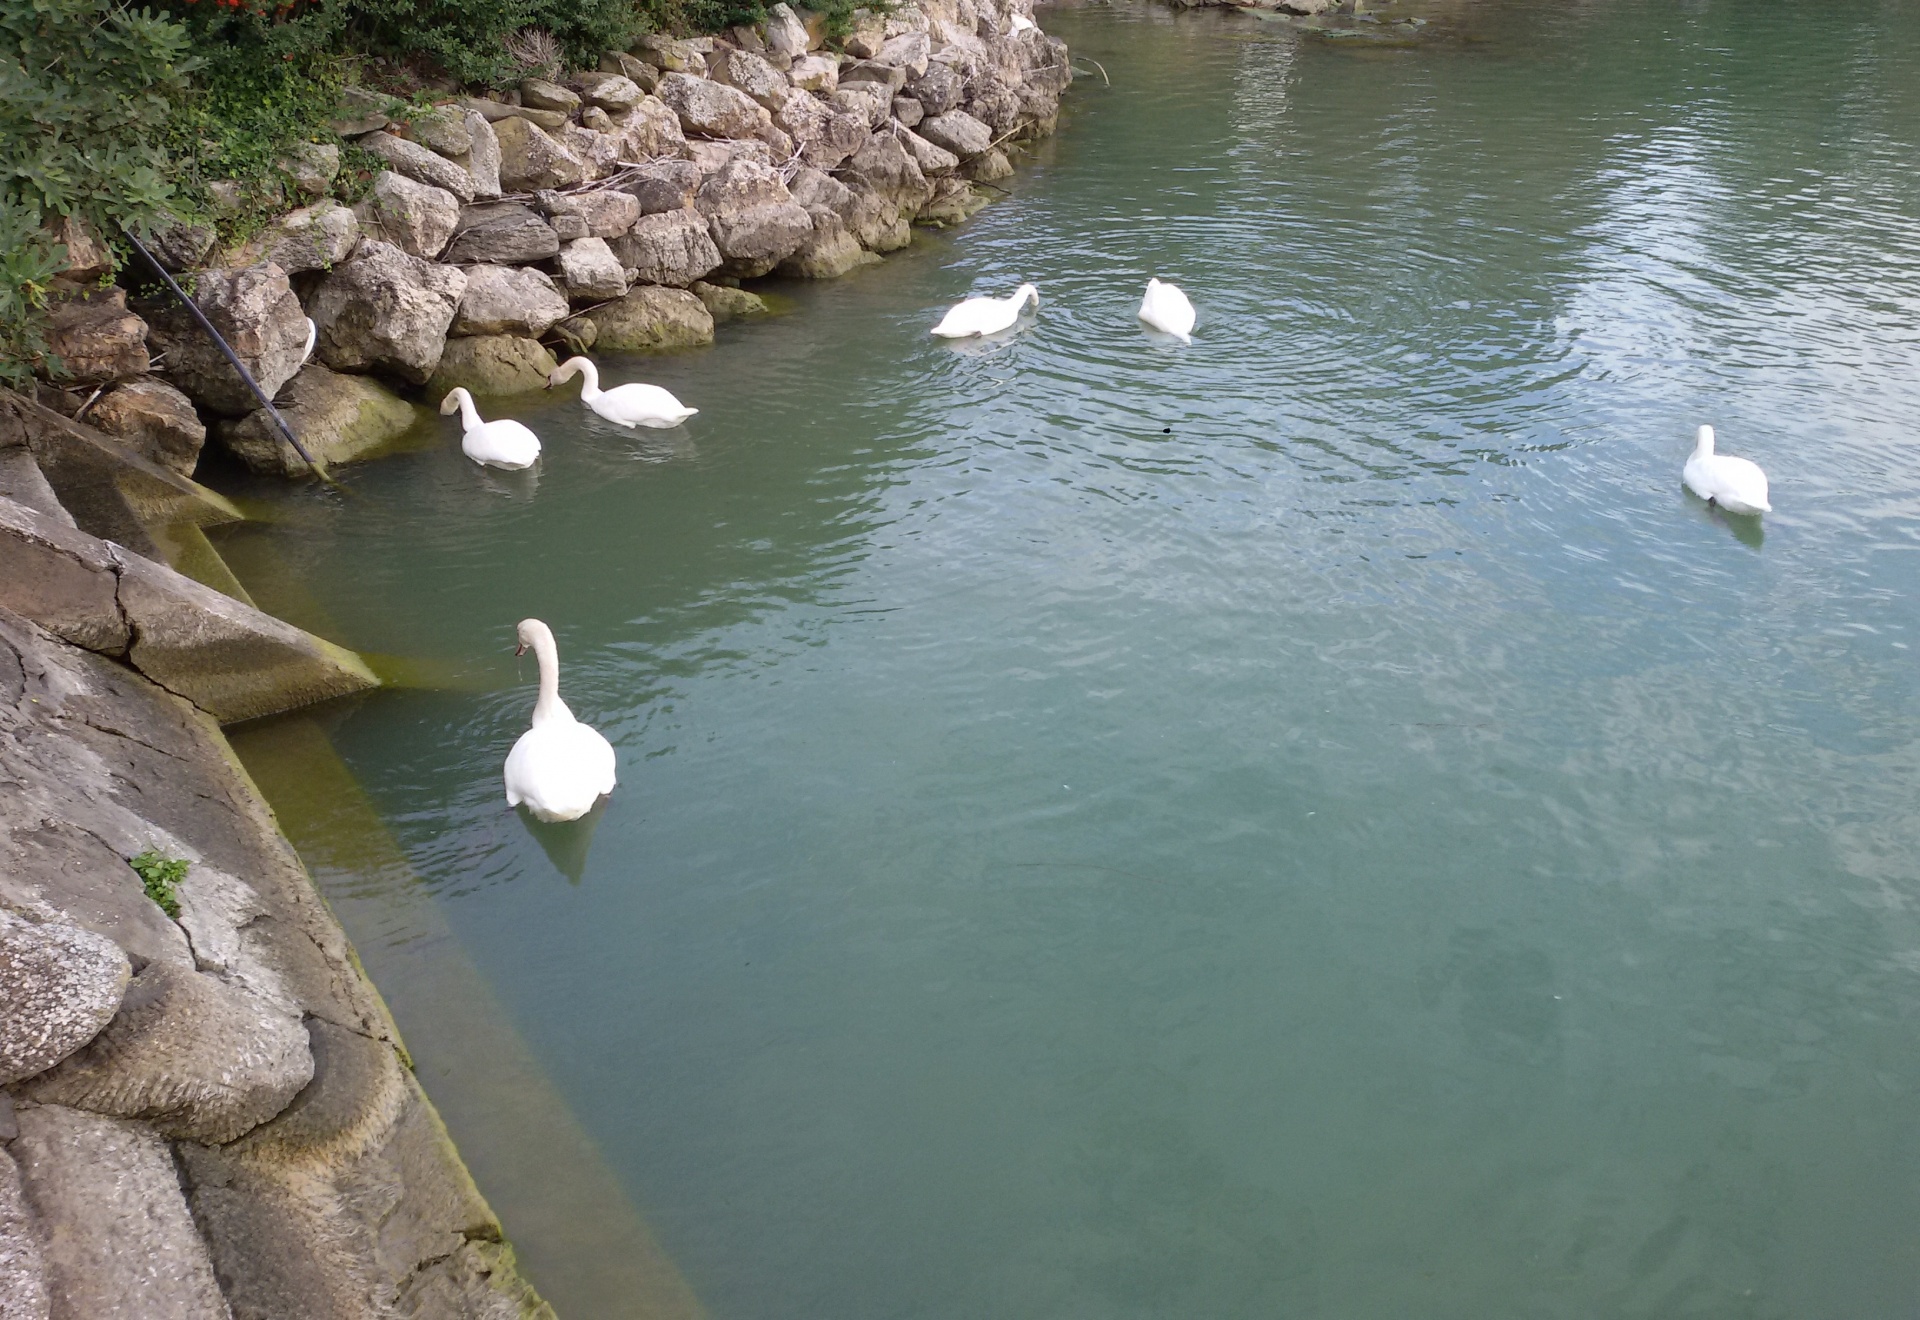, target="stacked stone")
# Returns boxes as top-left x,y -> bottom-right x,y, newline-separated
31,0 -> 1070,480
